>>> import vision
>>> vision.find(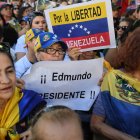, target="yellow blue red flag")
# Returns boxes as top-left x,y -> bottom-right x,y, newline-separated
45,1 -> 116,51
101,69 -> 140,138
